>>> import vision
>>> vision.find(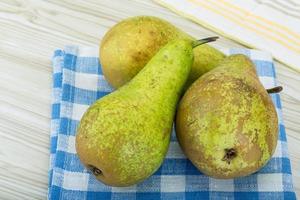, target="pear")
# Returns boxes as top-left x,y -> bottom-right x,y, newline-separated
76,38 -> 217,186
100,16 -> 225,88
176,54 -> 279,179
